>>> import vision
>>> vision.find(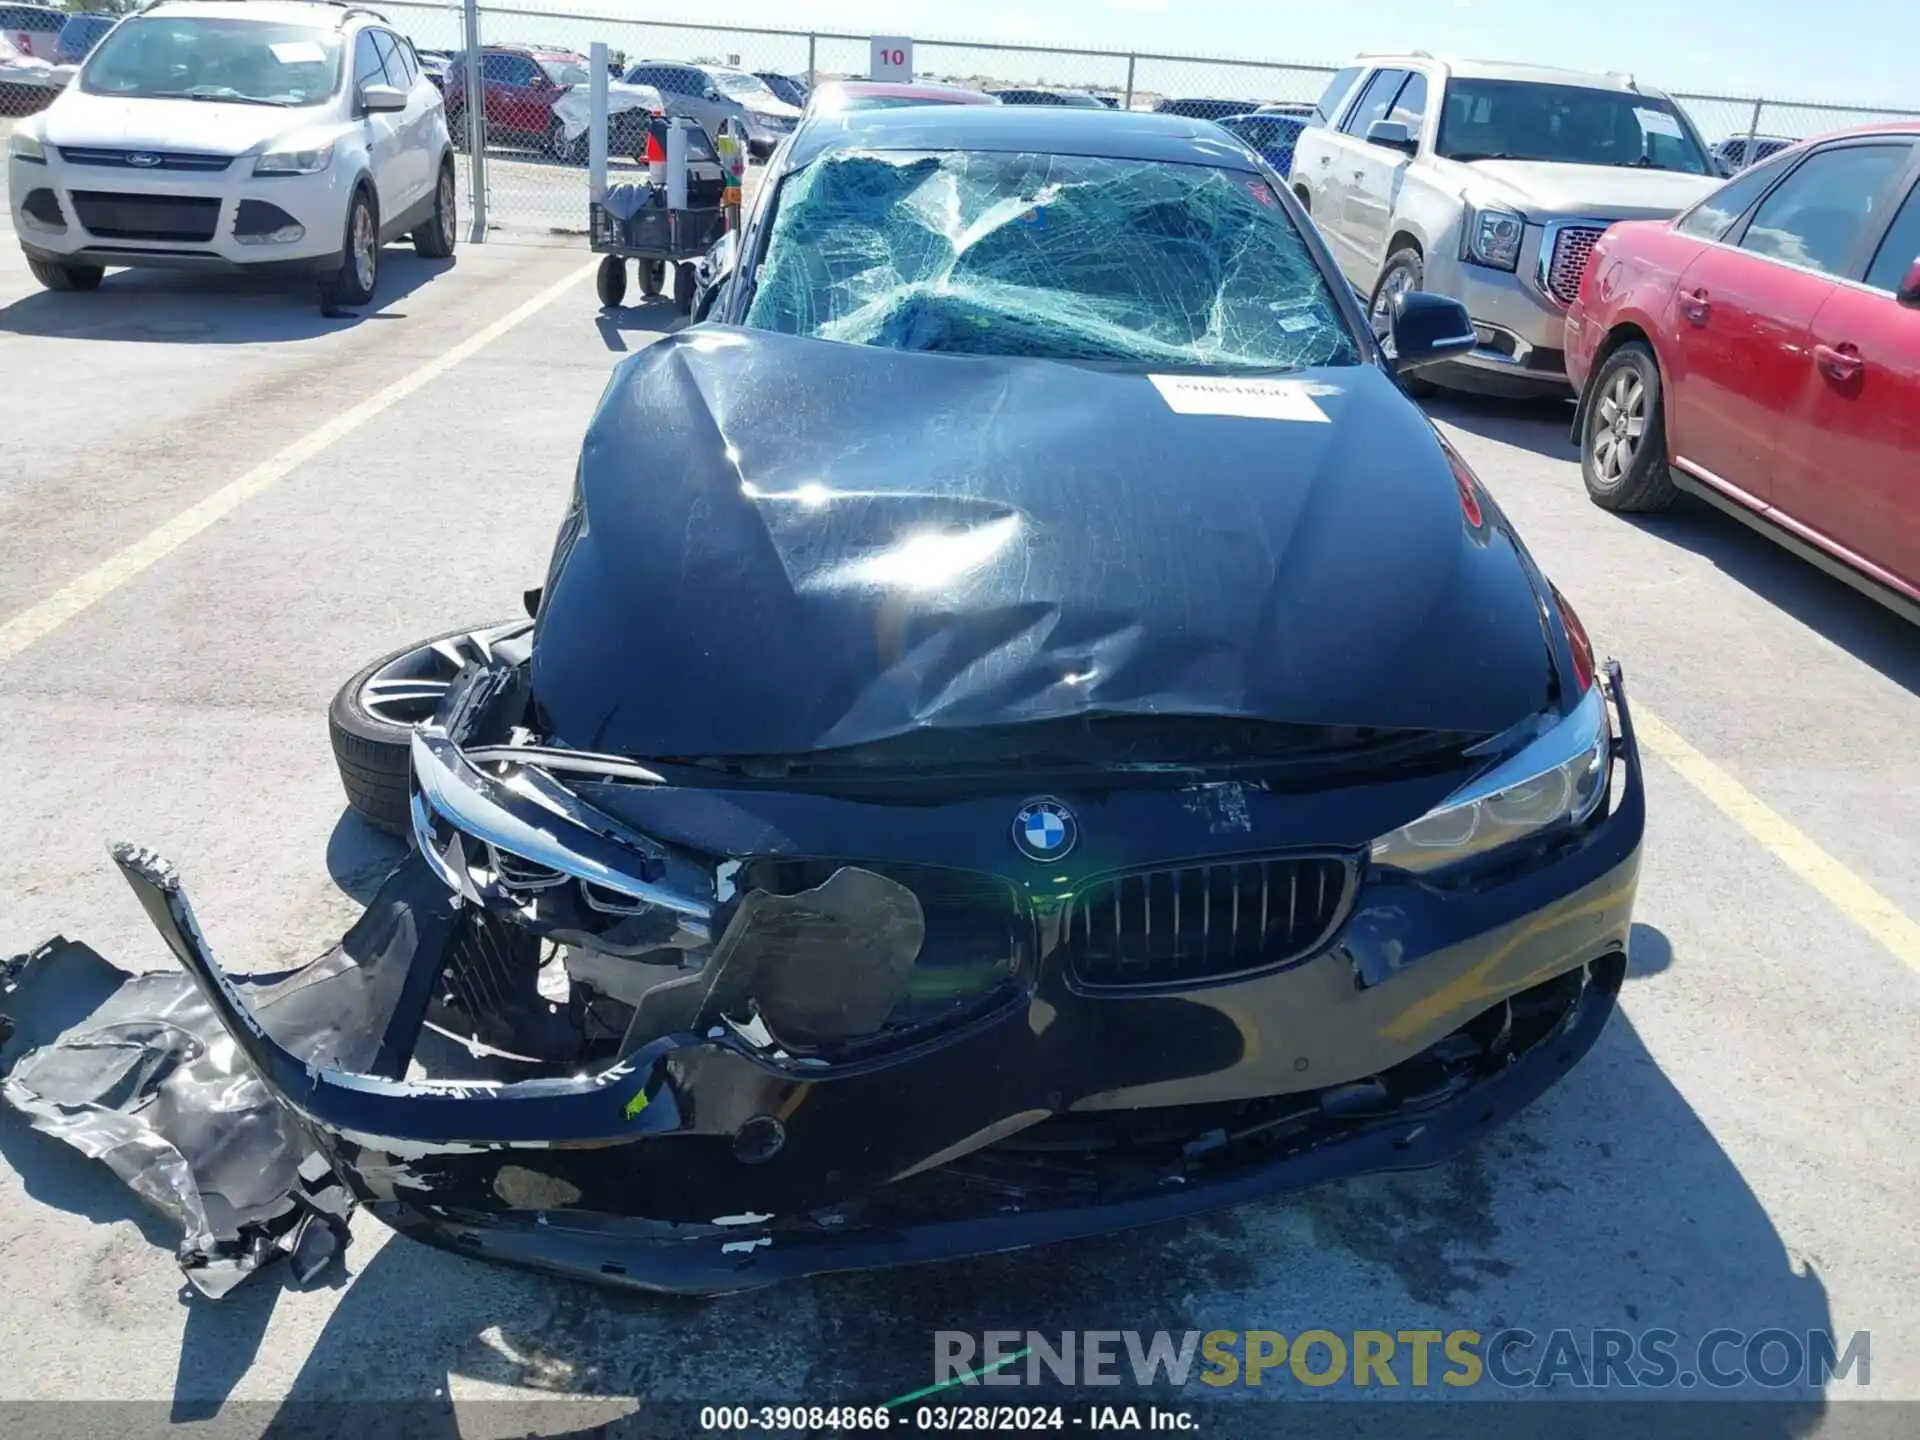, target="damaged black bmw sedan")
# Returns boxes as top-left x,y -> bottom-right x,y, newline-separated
118,106 -> 1645,1294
